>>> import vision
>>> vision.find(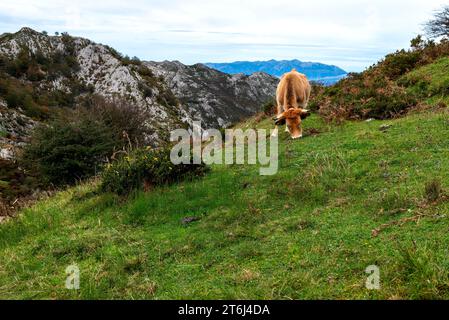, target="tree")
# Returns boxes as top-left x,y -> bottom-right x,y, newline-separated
425,6 -> 449,38
410,35 -> 425,50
